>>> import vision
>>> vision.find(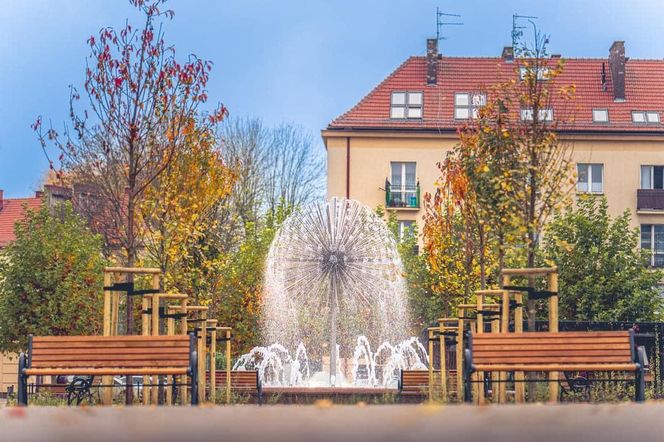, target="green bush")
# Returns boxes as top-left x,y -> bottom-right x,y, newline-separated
0,201 -> 106,352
